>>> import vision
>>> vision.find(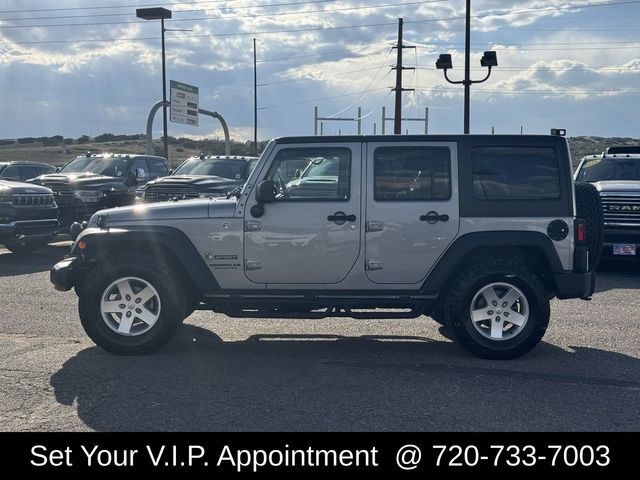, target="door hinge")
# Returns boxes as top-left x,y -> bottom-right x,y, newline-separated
366,259 -> 383,271
245,220 -> 262,232
366,221 -> 384,232
245,259 -> 262,271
